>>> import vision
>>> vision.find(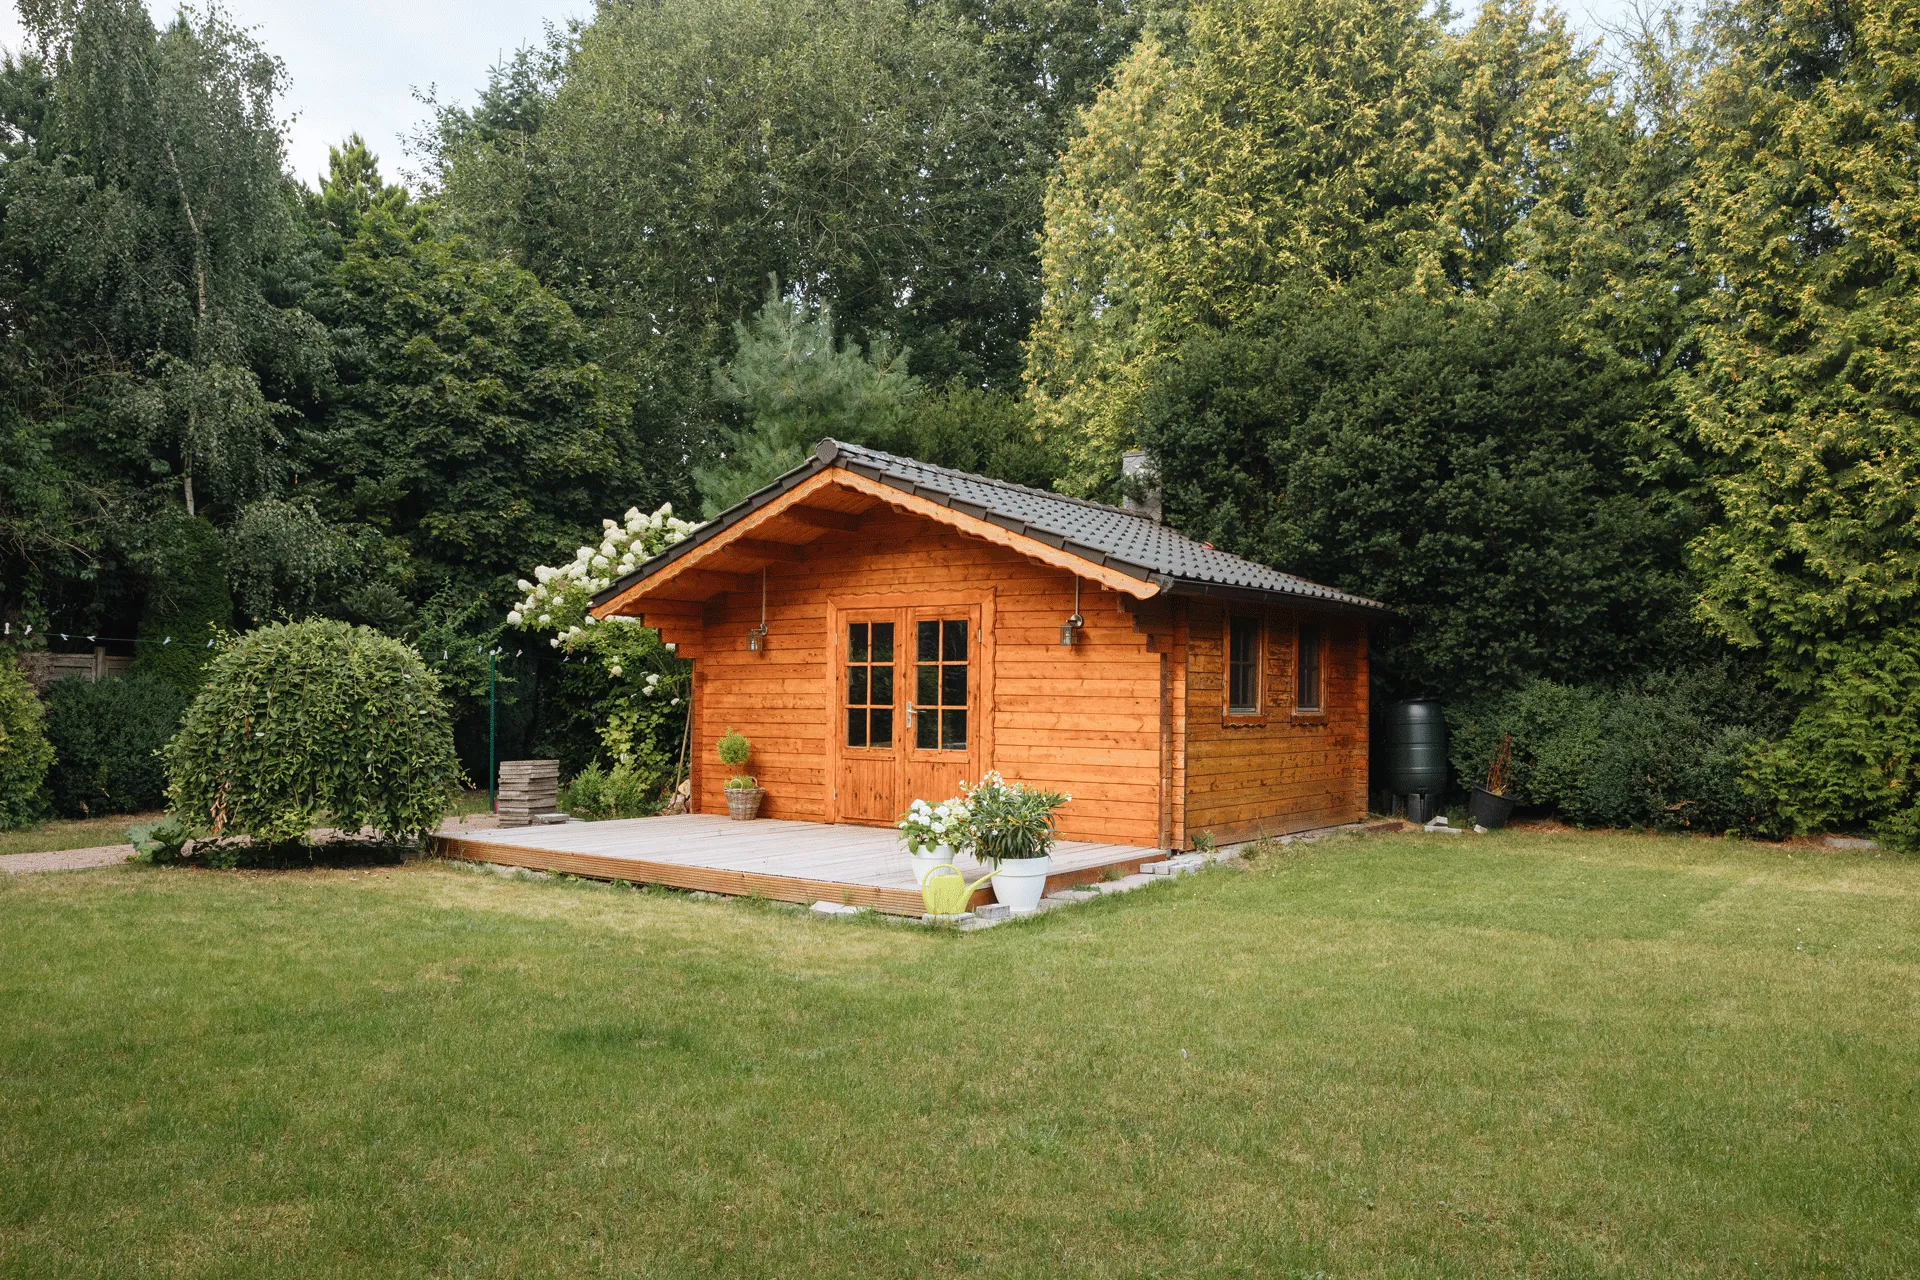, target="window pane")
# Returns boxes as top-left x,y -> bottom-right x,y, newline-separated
1230,617 -> 1257,666
846,707 -> 866,747
870,708 -> 893,747
871,623 -> 894,662
848,623 -> 868,663
943,619 -> 968,662
916,712 -> 936,750
916,664 -> 938,705
917,620 -> 939,662
847,666 -> 868,706
1229,665 -> 1253,712
871,666 -> 894,706
942,709 -> 967,751
941,662 -> 967,707
1297,626 -> 1322,709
